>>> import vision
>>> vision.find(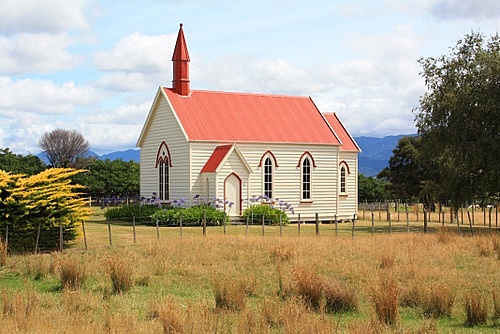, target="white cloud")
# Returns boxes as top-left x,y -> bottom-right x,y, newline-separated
0,77 -> 105,115
94,32 -> 175,73
0,33 -> 82,75
431,0 -> 500,20
0,0 -> 92,35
